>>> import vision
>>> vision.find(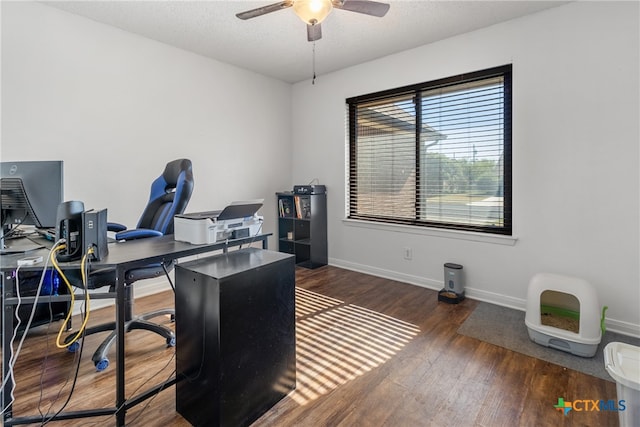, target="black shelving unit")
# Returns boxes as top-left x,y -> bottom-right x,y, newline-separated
276,187 -> 327,269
